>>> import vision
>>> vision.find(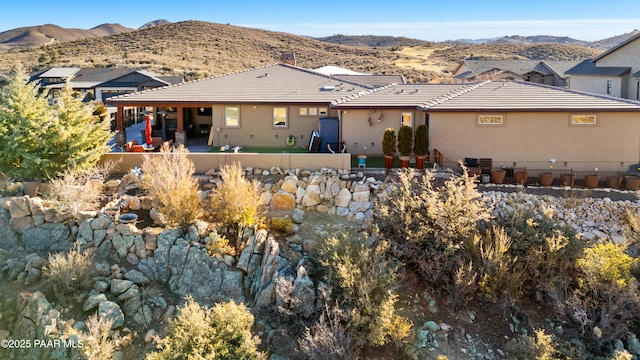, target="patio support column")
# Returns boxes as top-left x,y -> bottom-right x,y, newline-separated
175,105 -> 186,146
115,105 -> 126,148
